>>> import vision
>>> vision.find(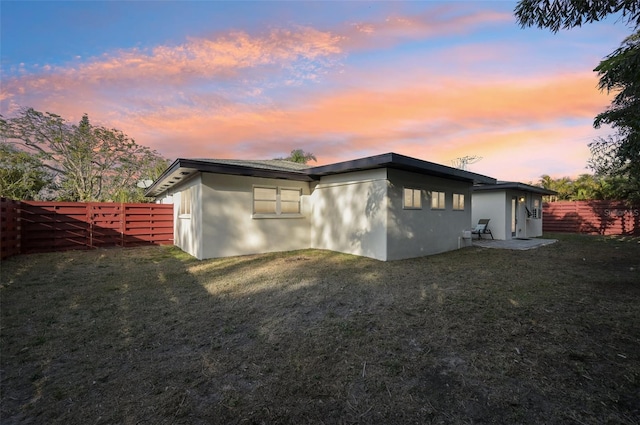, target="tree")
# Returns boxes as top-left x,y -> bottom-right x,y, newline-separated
281,149 -> 317,164
536,173 -> 626,200
0,142 -> 53,200
0,108 -> 168,202
515,0 -> 640,203
515,1 -> 639,32
591,31 -> 640,202
538,174 -> 574,200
